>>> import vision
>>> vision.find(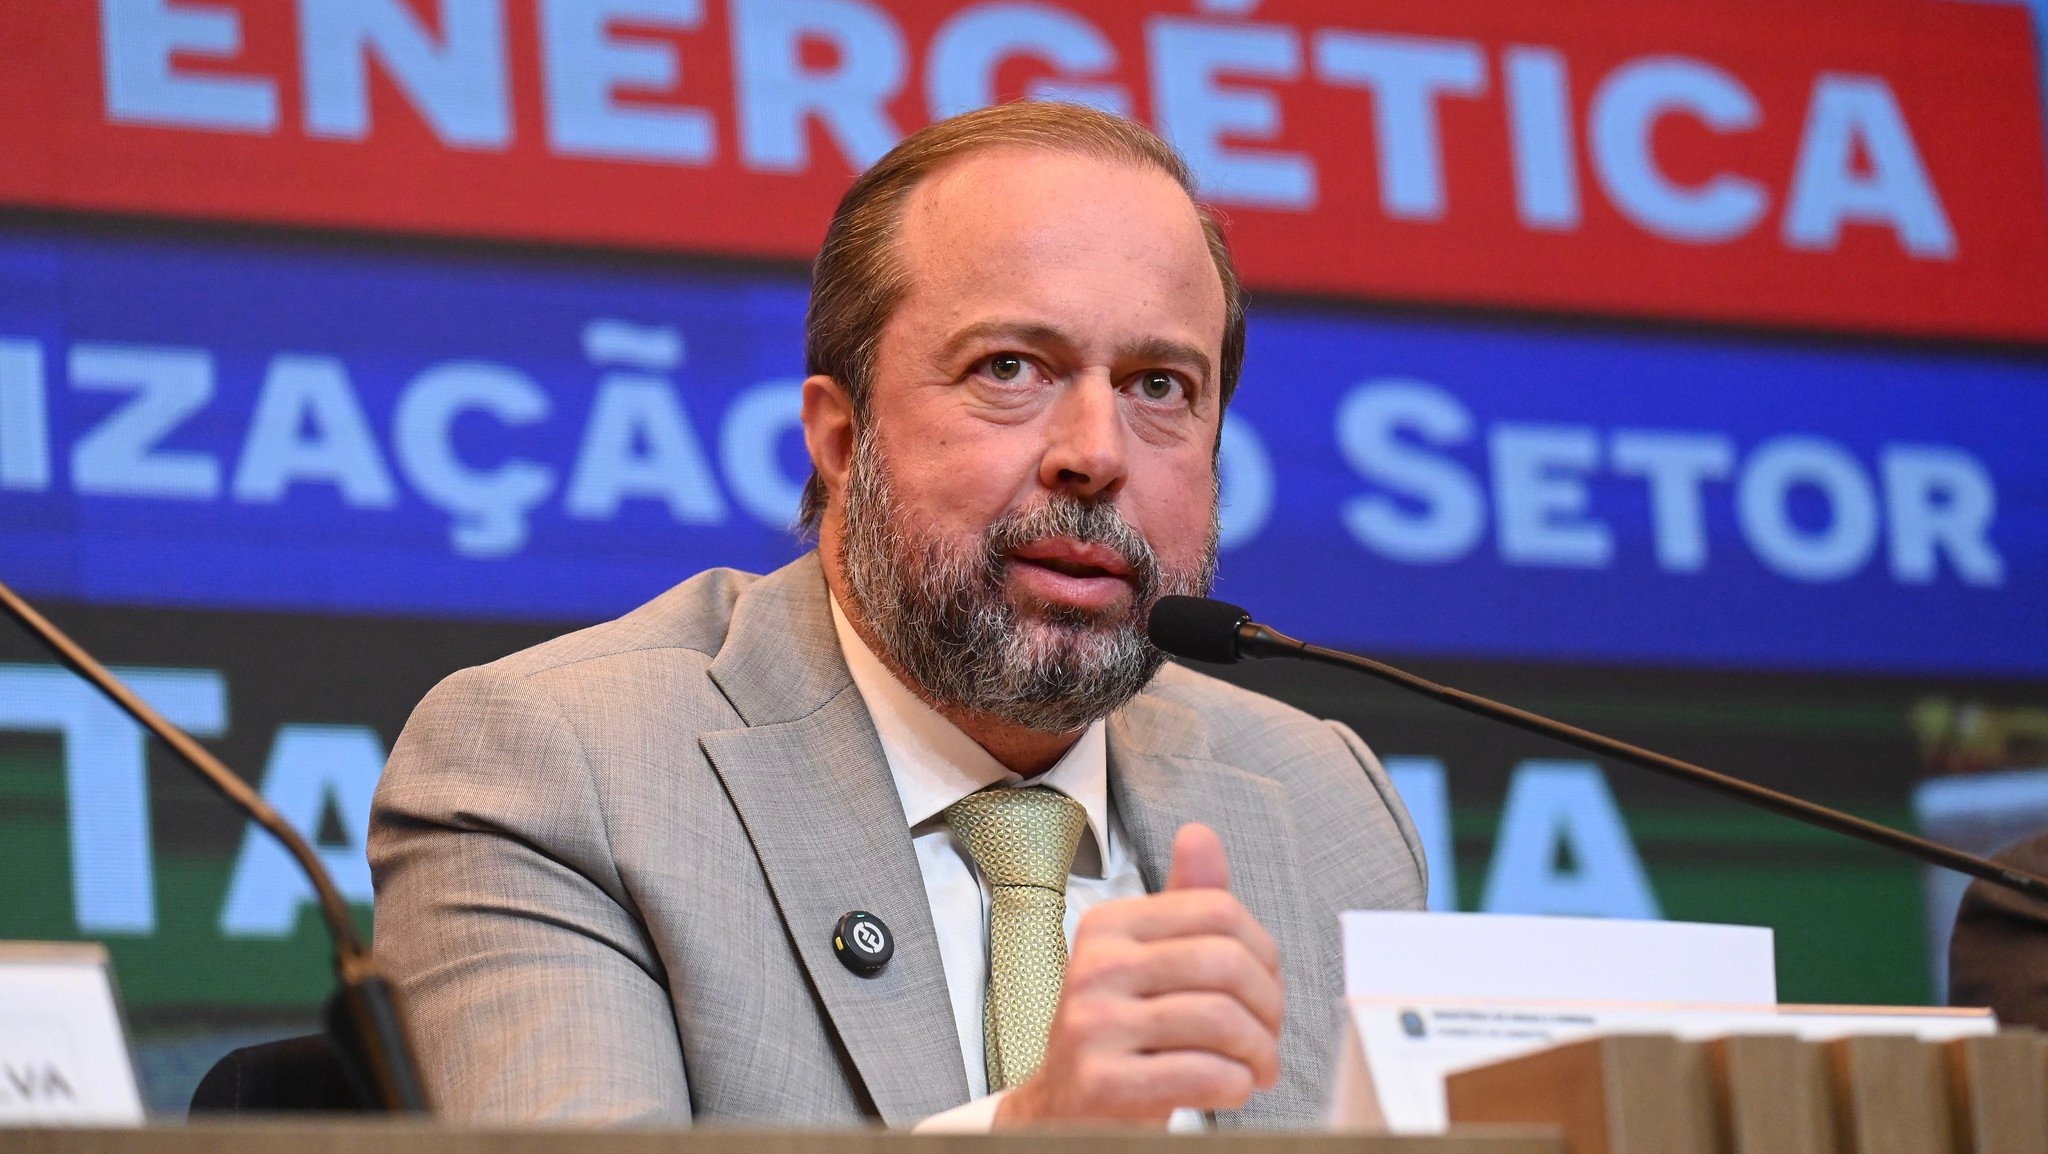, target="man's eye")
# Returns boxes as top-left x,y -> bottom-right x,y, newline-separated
988,354 -> 1025,382
1137,371 -> 1179,400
